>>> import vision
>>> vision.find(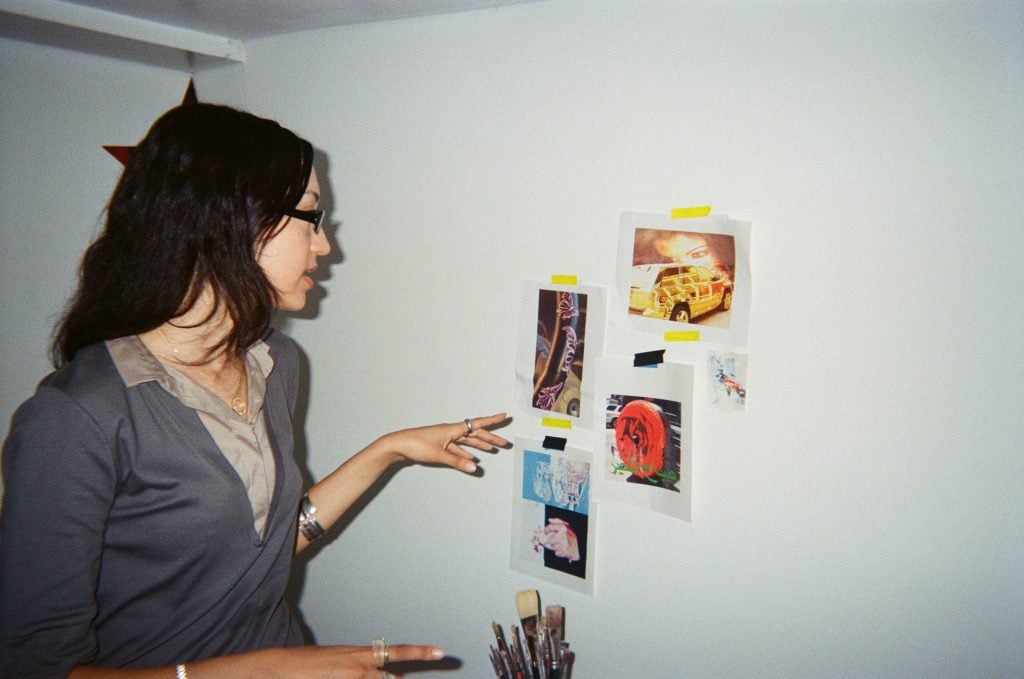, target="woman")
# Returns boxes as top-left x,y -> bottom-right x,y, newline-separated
0,103 -> 509,678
